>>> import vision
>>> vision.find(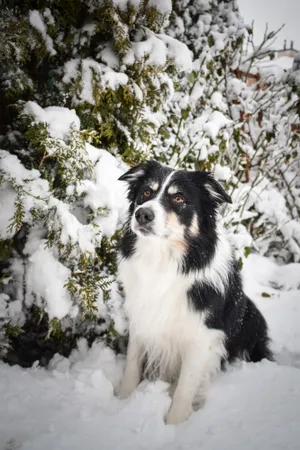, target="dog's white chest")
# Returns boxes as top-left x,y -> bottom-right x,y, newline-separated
118,240 -> 202,343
